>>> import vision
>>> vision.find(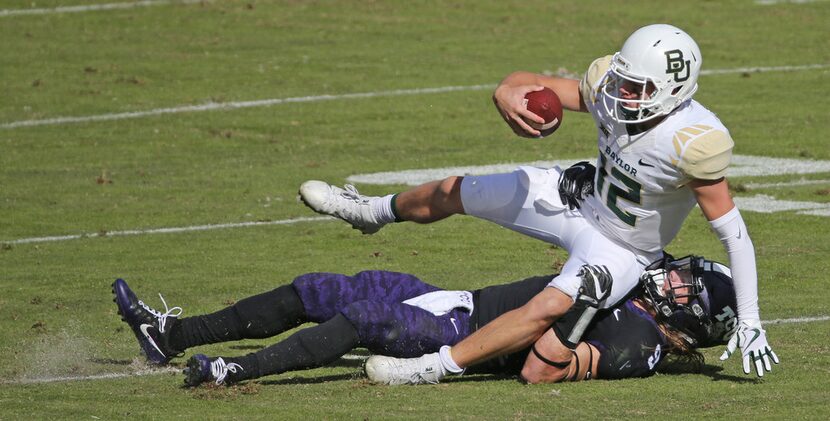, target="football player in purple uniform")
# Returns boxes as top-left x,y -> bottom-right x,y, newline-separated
113,255 -> 736,386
